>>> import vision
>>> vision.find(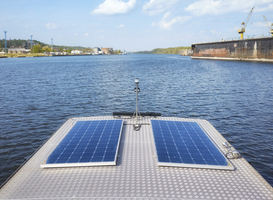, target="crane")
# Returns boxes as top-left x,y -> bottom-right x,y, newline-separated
238,6 -> 255,39
262,15 -> 273,37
